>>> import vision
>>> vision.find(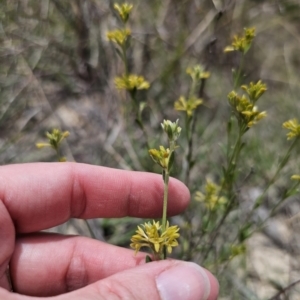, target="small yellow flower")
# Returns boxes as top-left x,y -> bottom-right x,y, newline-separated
149,146 -> 170,169
186,65 -> 210,81
227,90 -> 266,129
114,74 -> 150,90
283,118 -> 300,140
161,222 -> 180,254
174,96 -> 203,117
195,179 -> 227,211
114,3 -> 133,23
224,27 -> 256,54
244,27 -> 255,41
107,28 -> 131,46
241,80 -> 267,102
36,129 -> 69,151
130,220 -> 180,256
